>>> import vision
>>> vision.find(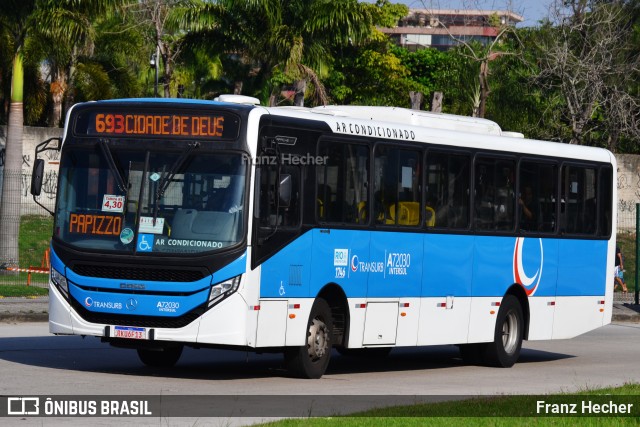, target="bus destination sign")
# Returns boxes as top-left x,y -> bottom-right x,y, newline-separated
75,111 -> 239,140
